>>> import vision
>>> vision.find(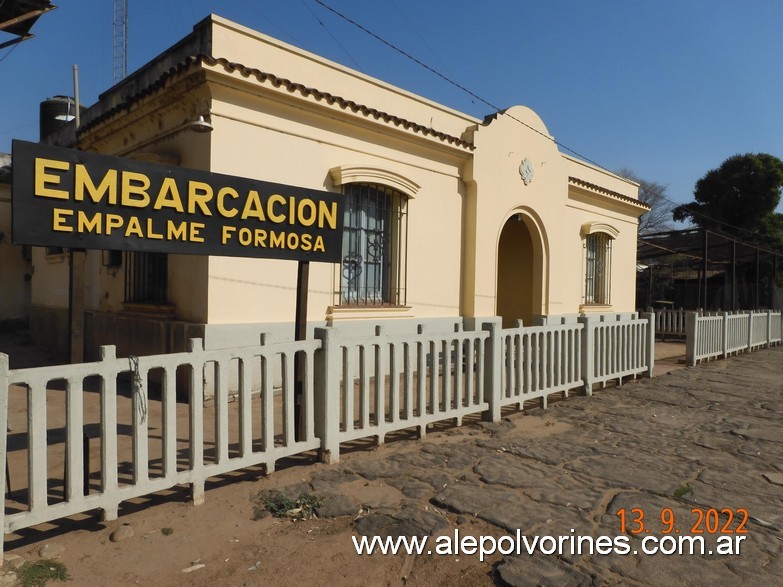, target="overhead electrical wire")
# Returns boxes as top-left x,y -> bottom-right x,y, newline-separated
312,0 -> 604,166
0,42 -> 20,65
300,0 -> 363,71
311,0 -> 780,242
388,0 -> 455,80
